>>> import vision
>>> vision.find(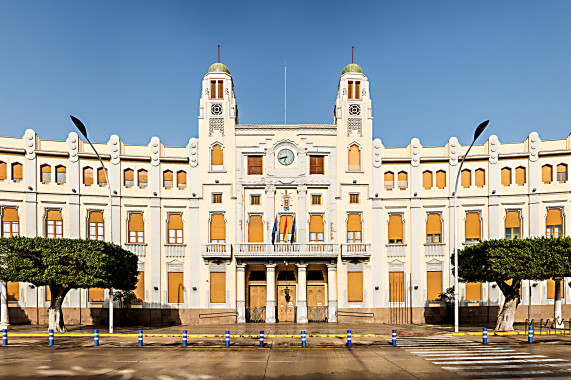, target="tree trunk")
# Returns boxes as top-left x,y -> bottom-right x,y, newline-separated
553,279 -> 564,329
495,279 -> 521,331
48,285 -> 70,332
